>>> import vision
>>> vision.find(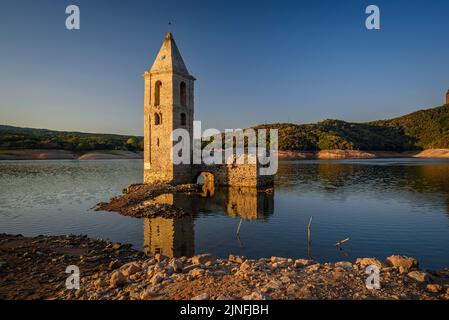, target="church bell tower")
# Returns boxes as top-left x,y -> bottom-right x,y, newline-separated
143,32 -> 195,184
